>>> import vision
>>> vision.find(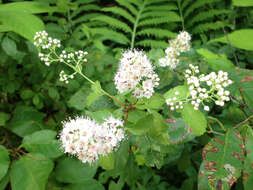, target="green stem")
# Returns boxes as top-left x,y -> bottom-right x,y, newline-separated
130,1 -> 146,50
177,0 -> 185,30
208,116 -> 226,132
